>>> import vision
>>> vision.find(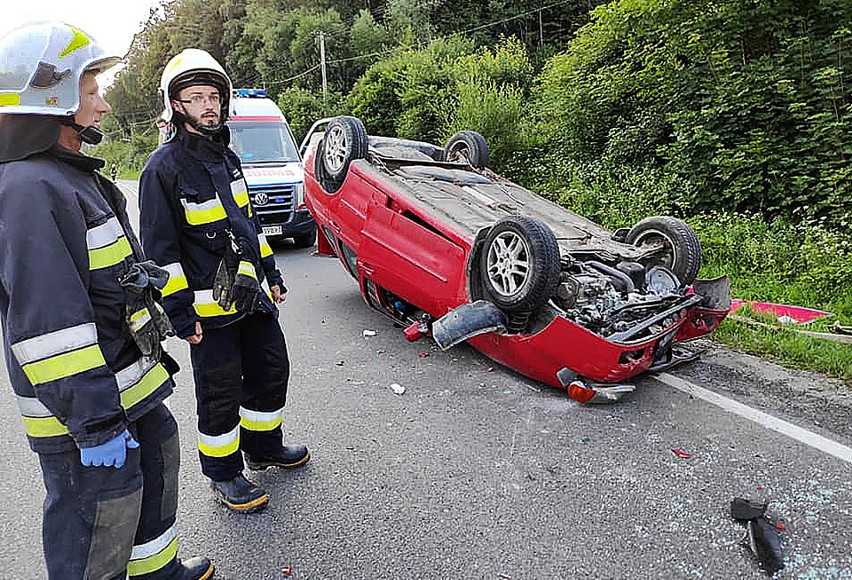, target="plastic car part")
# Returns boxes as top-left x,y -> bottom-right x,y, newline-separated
320,115 -> 368,186
566,380 -> 636,404
431,300 -> 507,350
443,130 -> 490,169
745,517 -> 785,575
479,216 -> 561,313
625,216 -> 702,287
730,498 -> 768,521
